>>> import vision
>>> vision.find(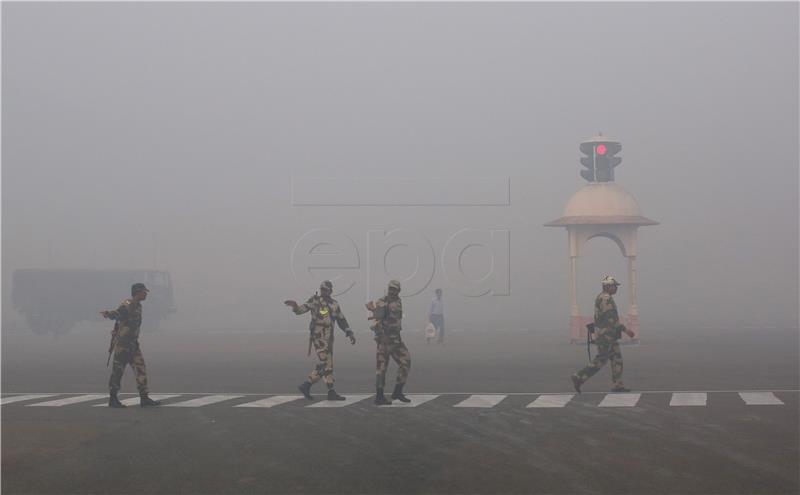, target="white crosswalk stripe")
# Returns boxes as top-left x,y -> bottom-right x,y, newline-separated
27,394 -> 108,407
739,392 -> 784,405
93,394 -> 182,407
307,395 -> 371,408
670,393 -> 707,406
165,395 -> 244,407
454,395 -> 507,408
598,393 -> 641,407
385,394 -> 440,408
1,394 -> 57,405
235,395 -> 303,408
527,394 -> 575,408
1,391 -> 791,409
